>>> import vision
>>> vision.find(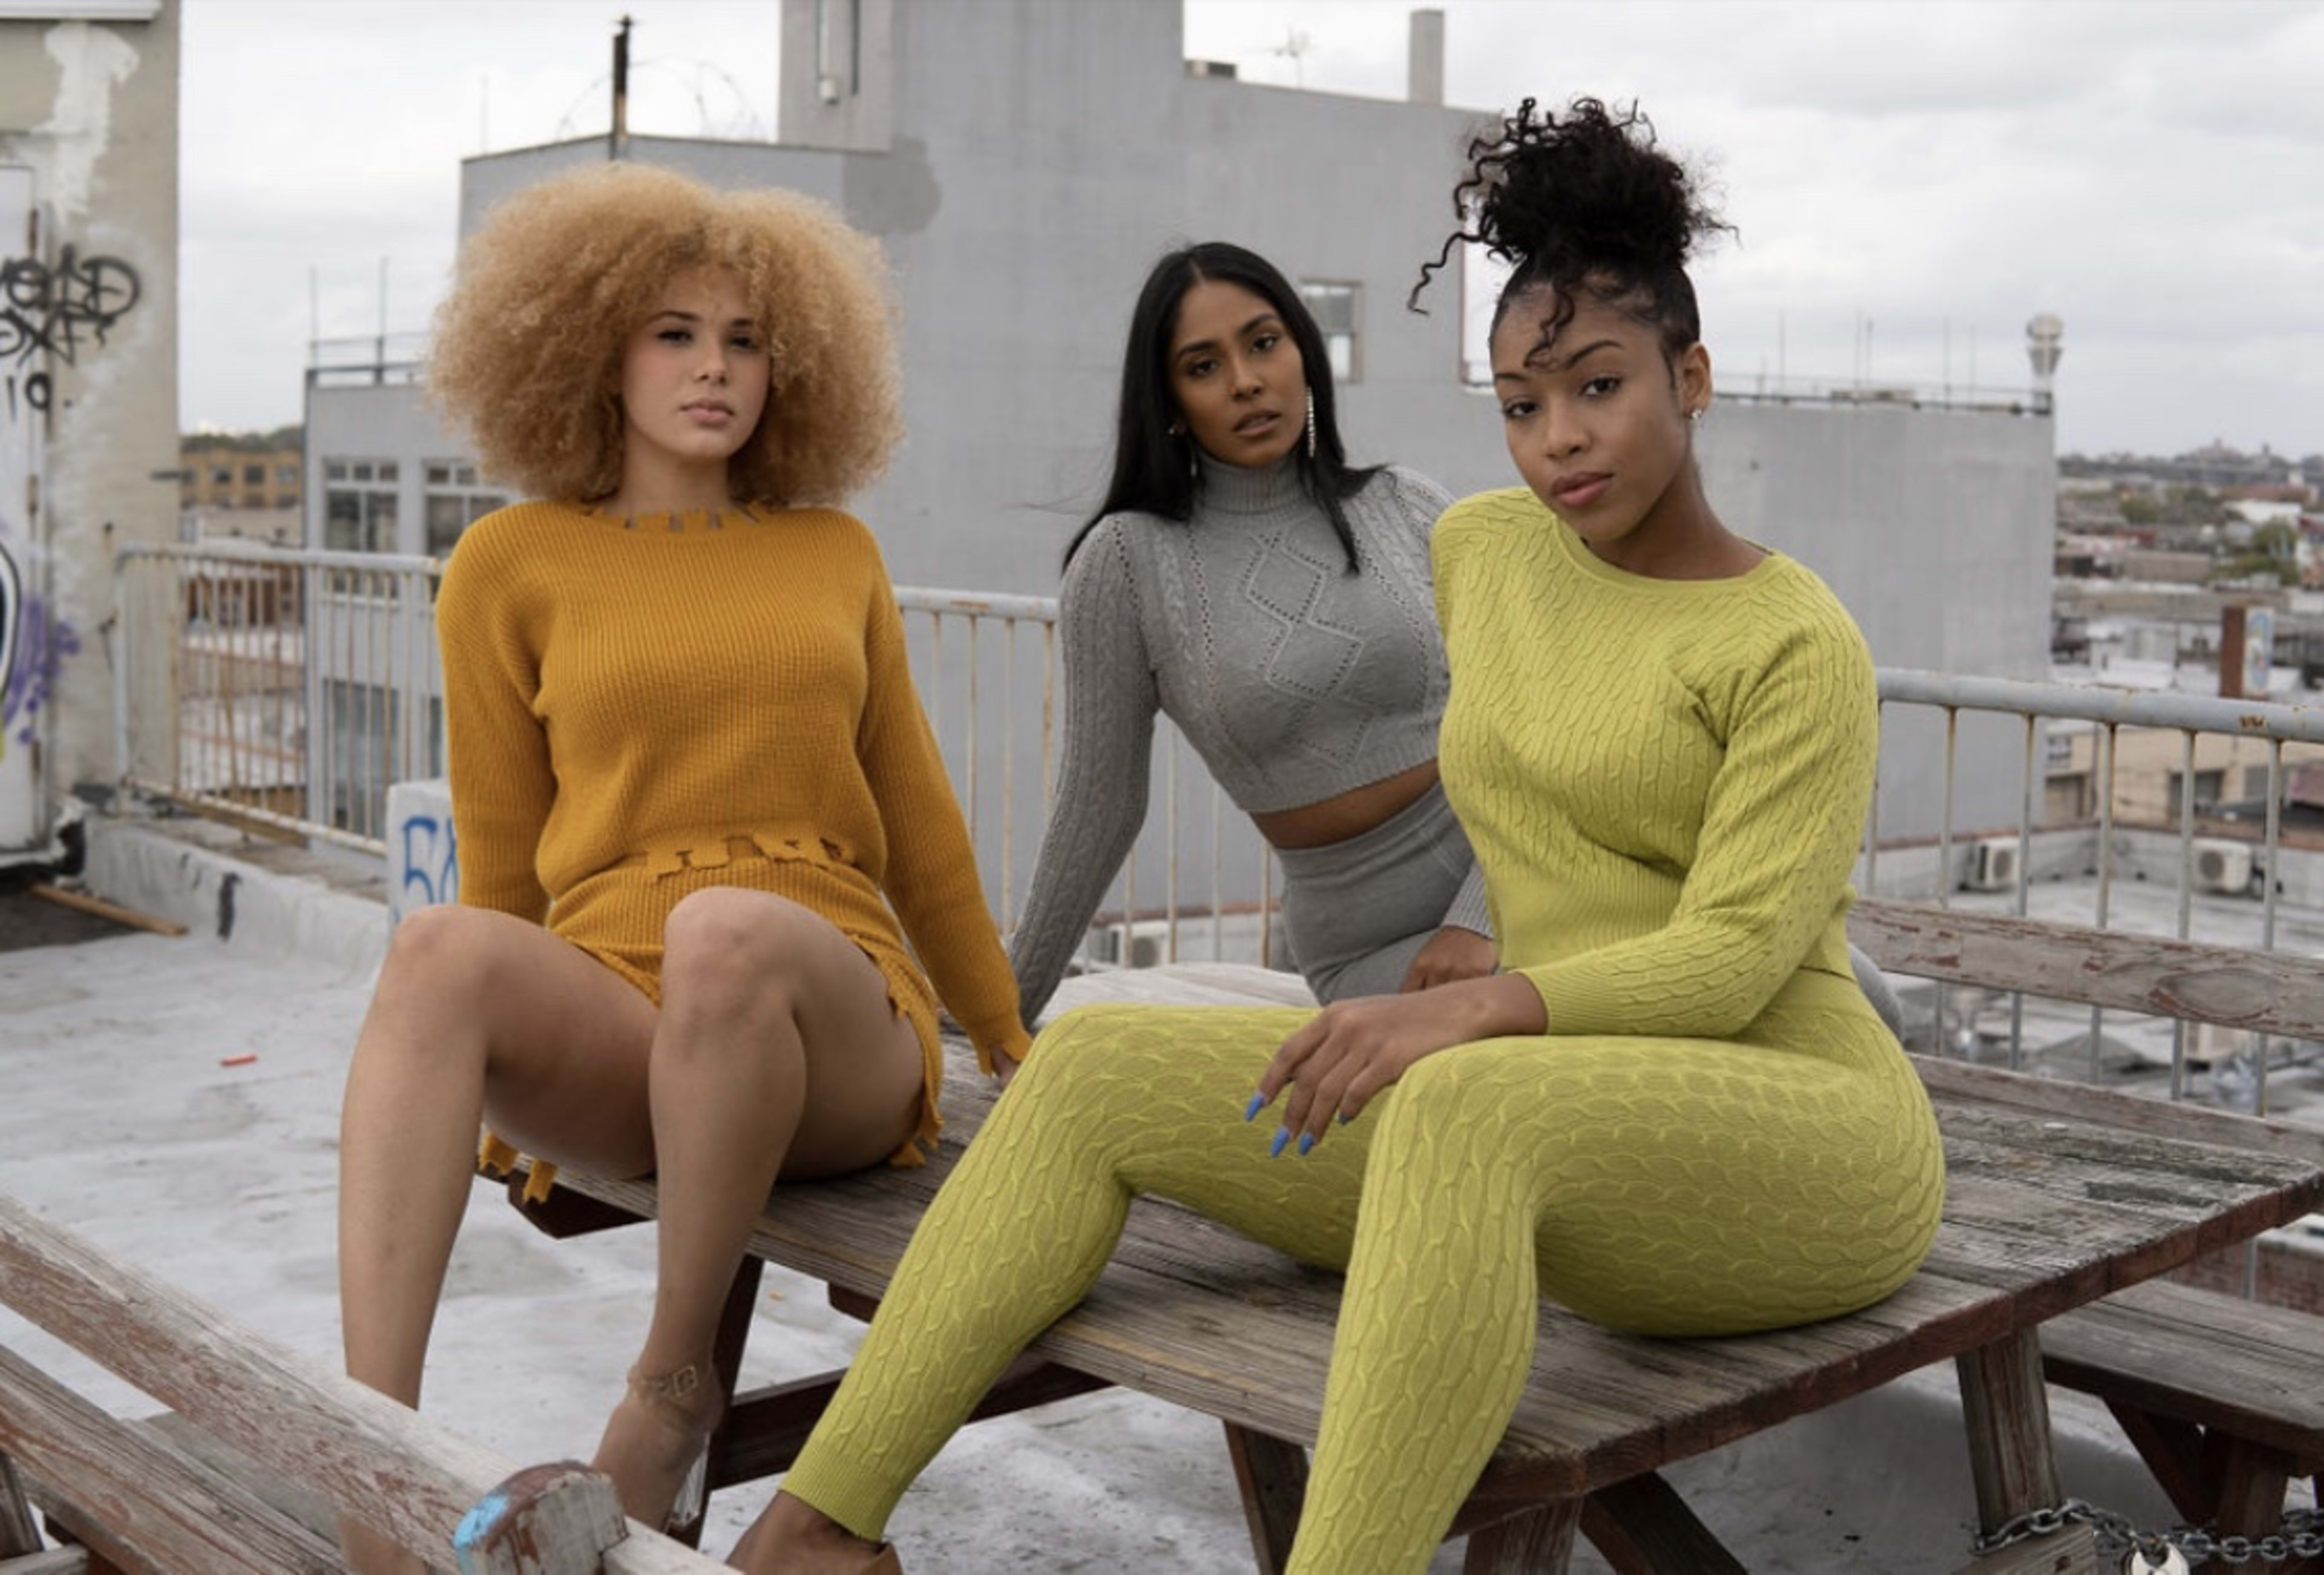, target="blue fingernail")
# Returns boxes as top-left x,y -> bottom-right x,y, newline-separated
1336,1110 -> 1349,1125
1243,1093 -> 1265,1123
1297,1133 -> 1315,1156
1269,1127 -> 1290,1158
